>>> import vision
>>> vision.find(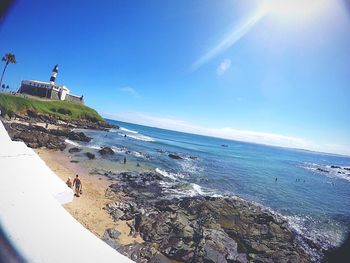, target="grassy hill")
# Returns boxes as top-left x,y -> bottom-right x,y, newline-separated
0,93 -> 103,122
